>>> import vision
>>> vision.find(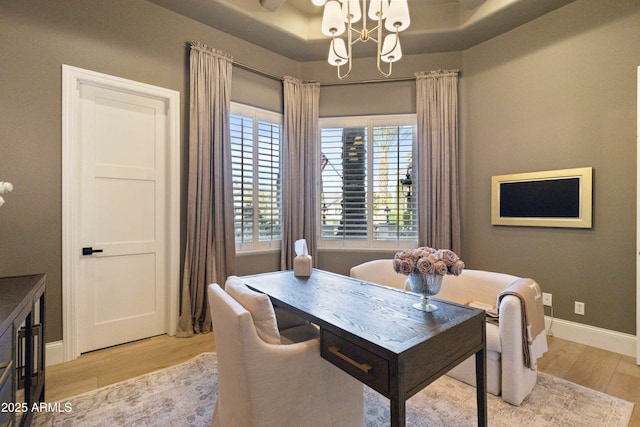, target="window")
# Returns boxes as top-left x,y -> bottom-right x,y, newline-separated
230,103 -> 282,251
319,115 -> 417,248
